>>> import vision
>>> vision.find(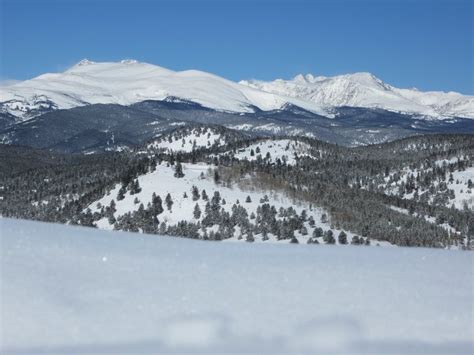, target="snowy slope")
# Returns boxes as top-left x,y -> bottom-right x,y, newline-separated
380,164 -> 474,210
225,139 -> 316,165
1,218 -> 472,354
240,73 -> 474,119
88,162 -> 369,245
0,59 -> 329,120
147,127 -> 228,153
